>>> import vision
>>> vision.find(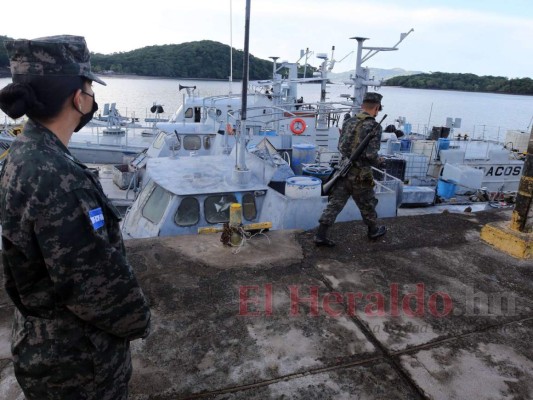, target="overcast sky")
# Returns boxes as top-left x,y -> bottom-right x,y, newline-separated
3,0 -> 532,78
